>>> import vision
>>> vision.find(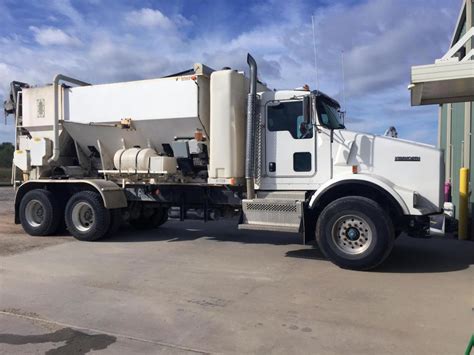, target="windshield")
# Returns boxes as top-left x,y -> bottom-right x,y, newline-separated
316,97 -> 345,130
